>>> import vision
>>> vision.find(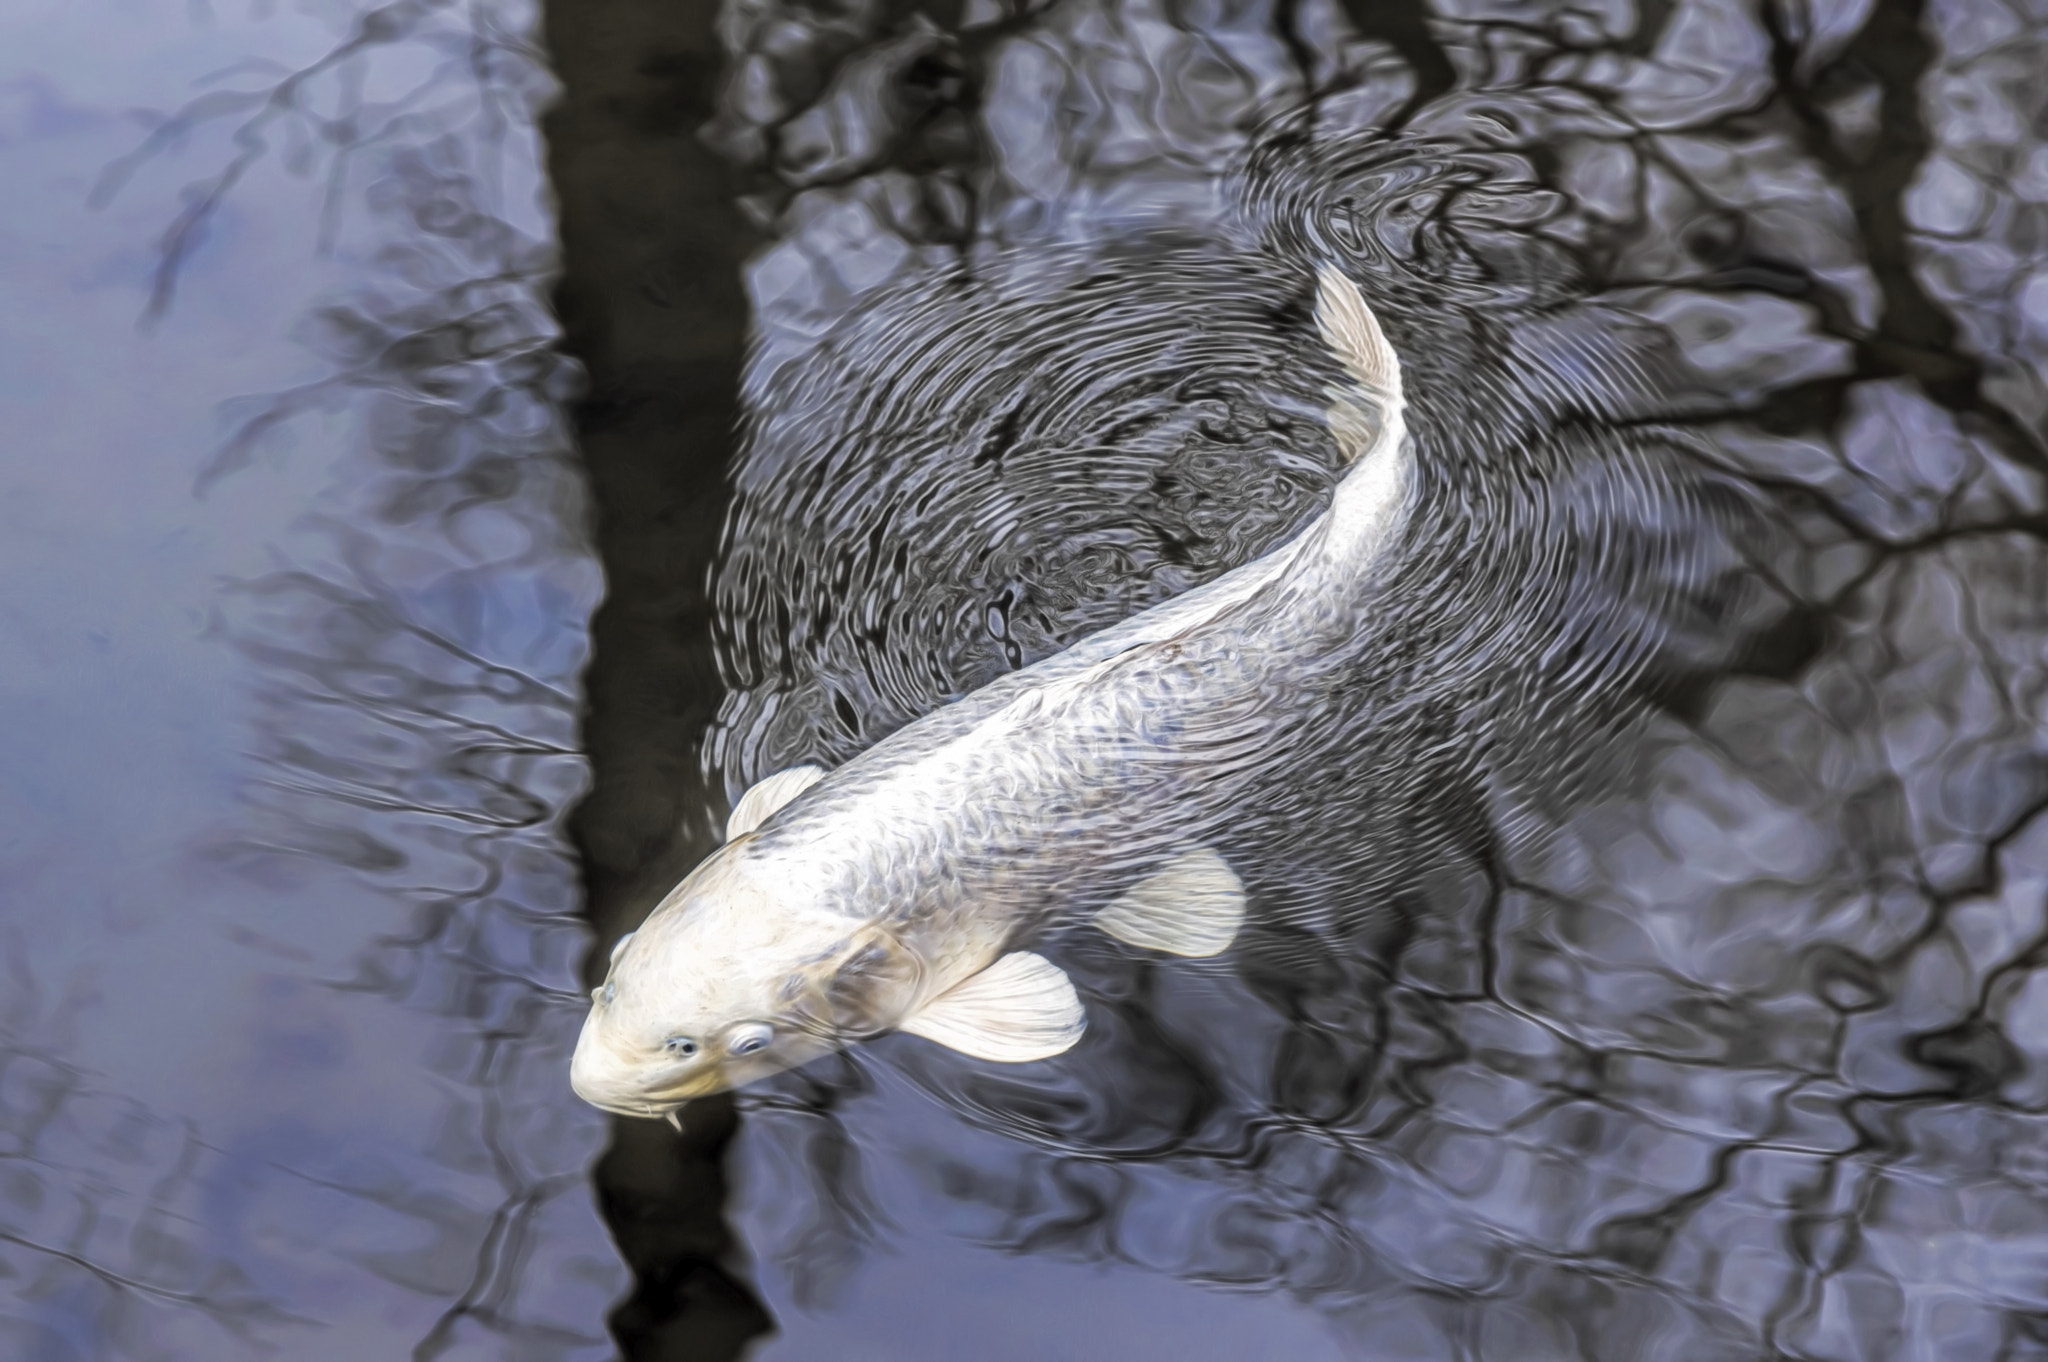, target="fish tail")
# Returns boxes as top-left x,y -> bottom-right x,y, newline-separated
1313,266 -> 1406,467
